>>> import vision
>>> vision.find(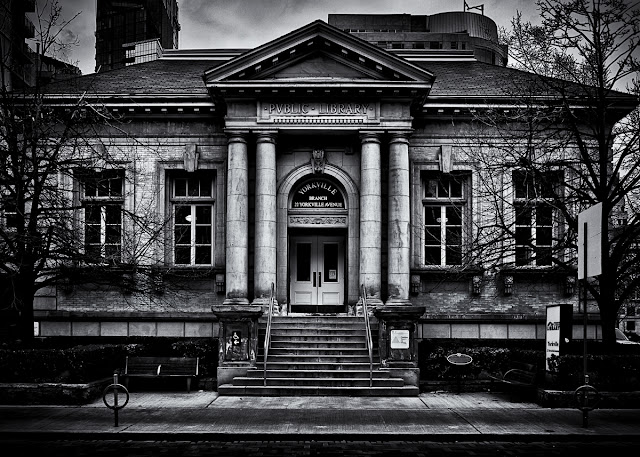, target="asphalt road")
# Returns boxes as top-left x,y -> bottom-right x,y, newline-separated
2,439 -> 637,456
